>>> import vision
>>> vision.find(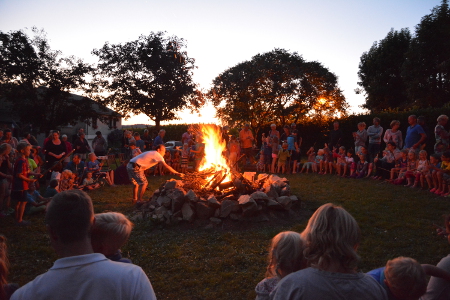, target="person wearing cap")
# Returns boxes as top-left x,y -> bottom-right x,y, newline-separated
239,124 -> 255,165
92,131 -> 107,157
